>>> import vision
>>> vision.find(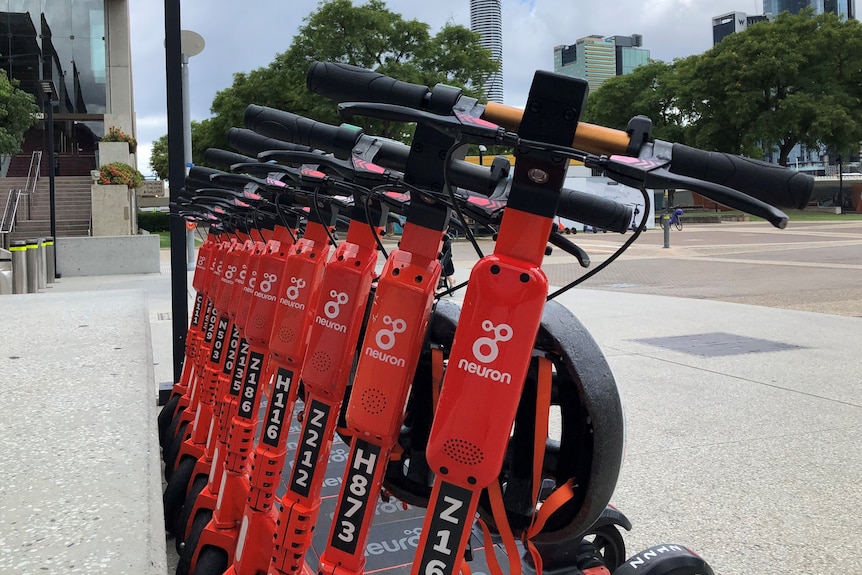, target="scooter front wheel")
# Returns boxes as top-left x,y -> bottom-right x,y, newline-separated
175,472 -> 208,551
176,508 -> 213,575
192,545 -> 229,575
158,394 -> 181,448
163,457 -> 195,535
